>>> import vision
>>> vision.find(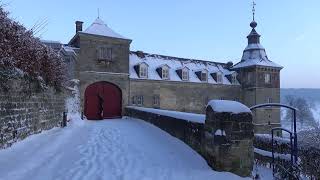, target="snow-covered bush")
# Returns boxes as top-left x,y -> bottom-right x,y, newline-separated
0,6 -> 66,90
